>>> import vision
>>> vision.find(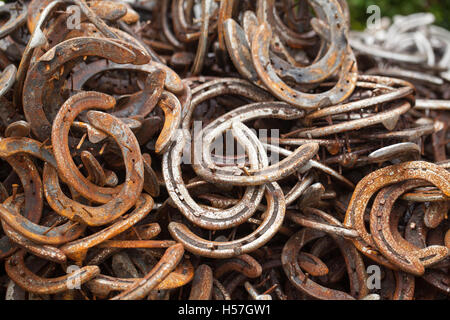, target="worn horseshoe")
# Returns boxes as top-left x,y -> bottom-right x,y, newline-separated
344,161 -> 450,267
23,36 -> 149,141
370,180 -> 449,275
5,250 -> 99,295
0,194 -> 85,245
252,23 -> 357,109
44,110 -> 144,226
0,2 -> 27,39
168,182 -> 285,258
110,243 -> 184,300
87,258 -> 194,298
59,194 -> 154,263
